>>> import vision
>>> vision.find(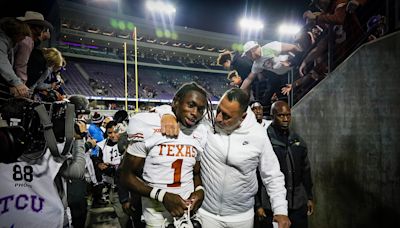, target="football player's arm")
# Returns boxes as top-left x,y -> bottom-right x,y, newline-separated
120,152 -> 149,197
188,161 -> 204,212
120,143 -> 189,217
